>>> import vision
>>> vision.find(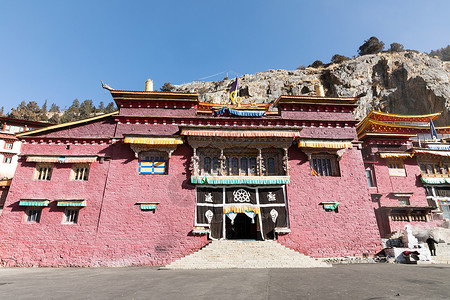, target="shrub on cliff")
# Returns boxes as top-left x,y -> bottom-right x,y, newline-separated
388,42 -> 405,52
160,82 -> 175,92
309,60 -> 324,68
429,45 -> 450,61
331,54 -> 350,64
358,36 -> 385,56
